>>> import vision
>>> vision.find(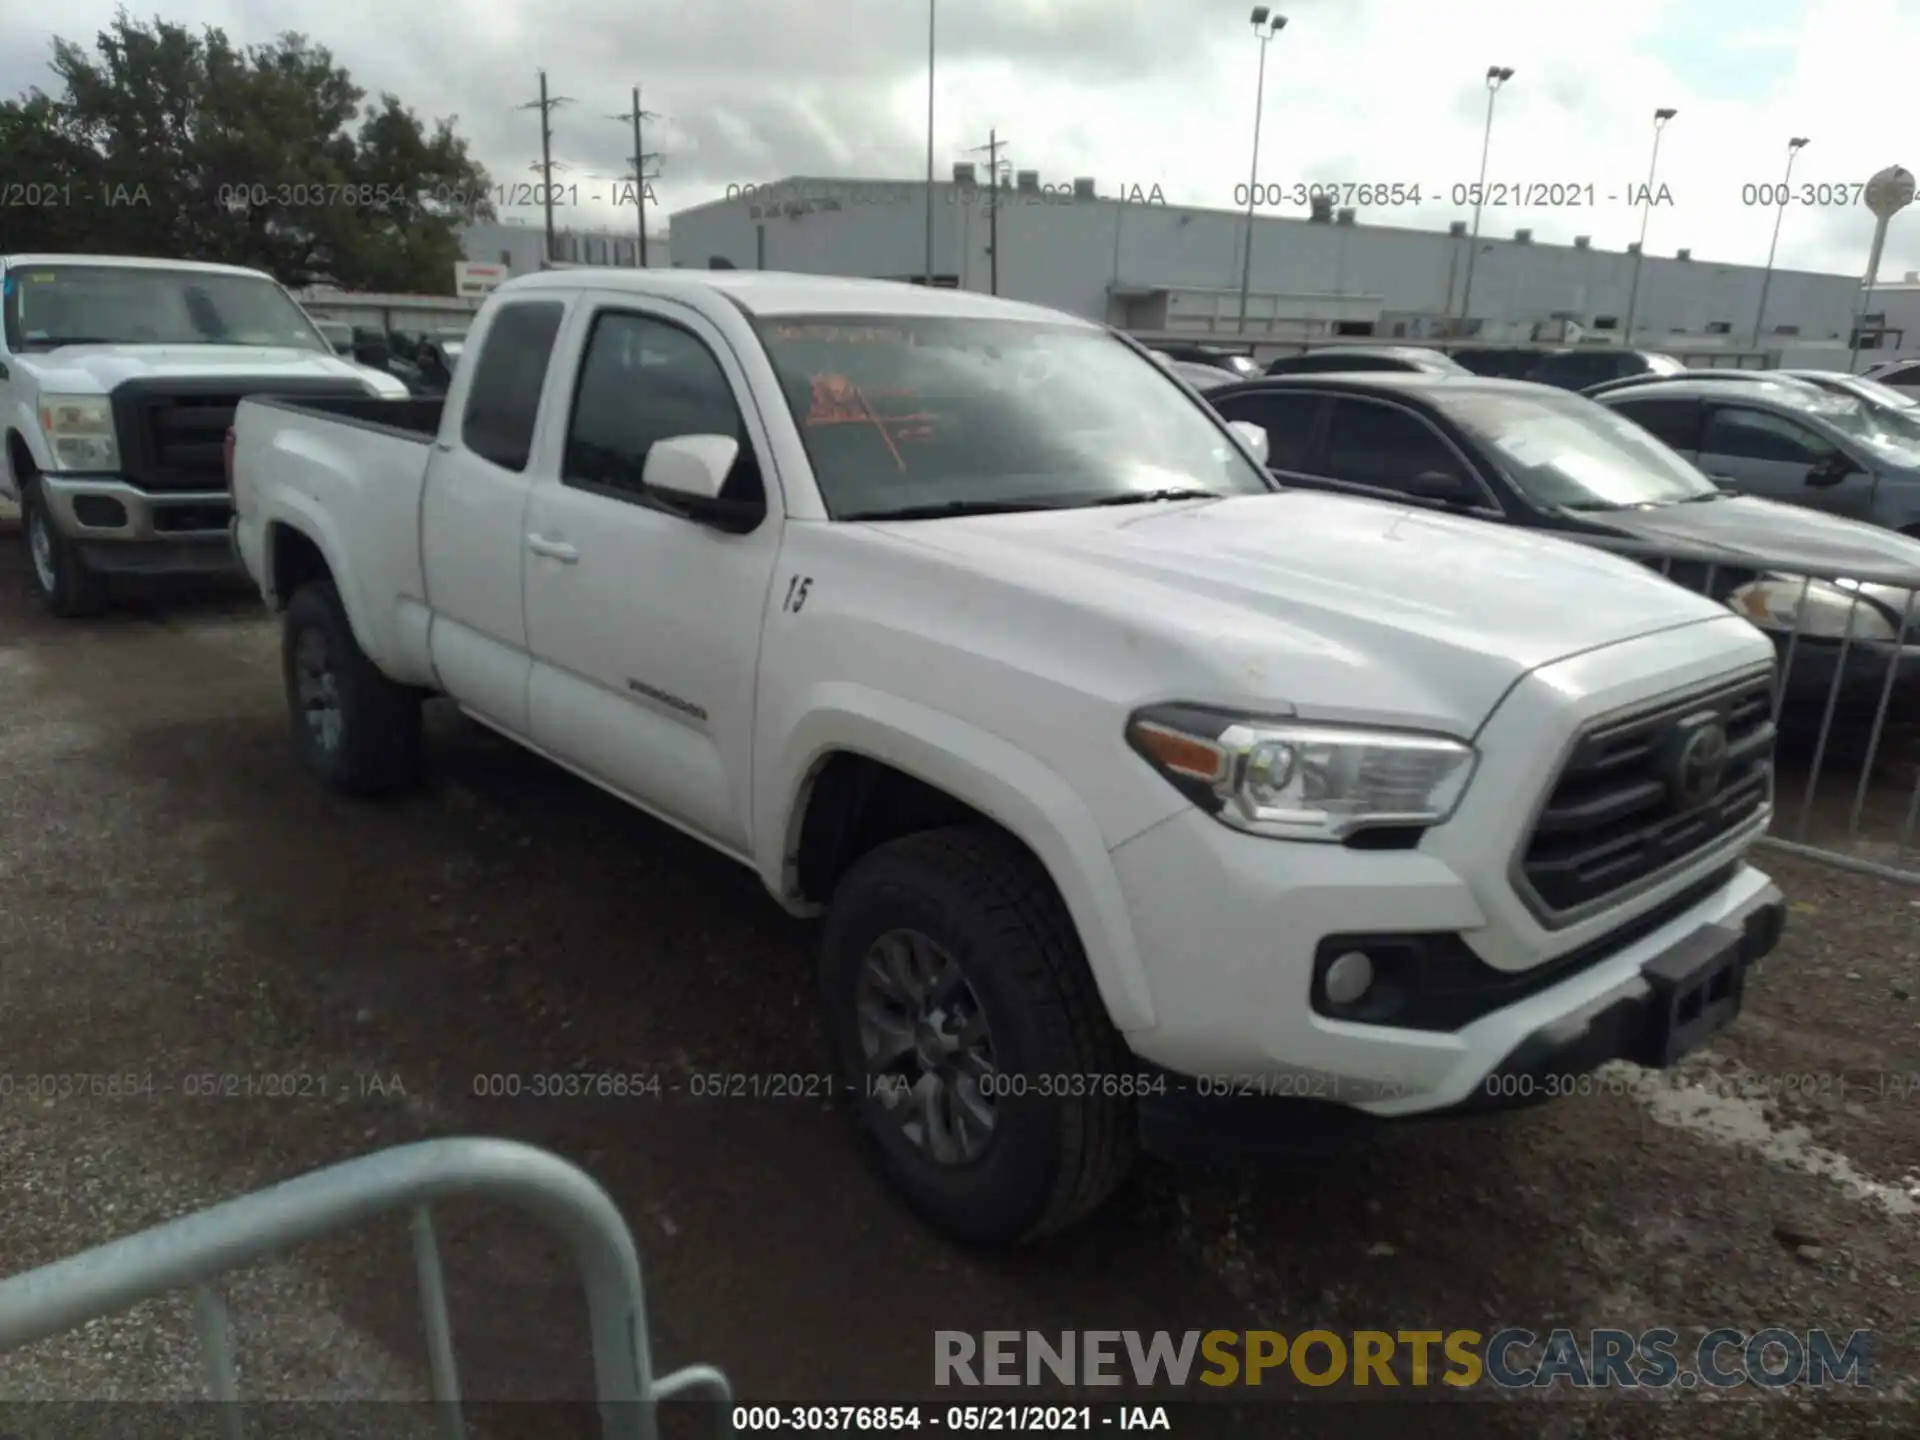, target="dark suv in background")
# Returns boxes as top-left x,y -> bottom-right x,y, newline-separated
1448,345 -> 1685,390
